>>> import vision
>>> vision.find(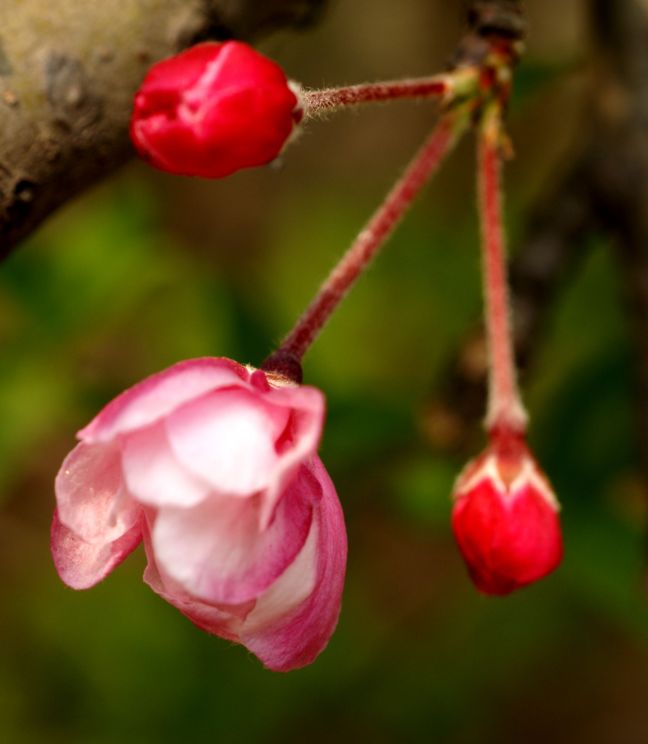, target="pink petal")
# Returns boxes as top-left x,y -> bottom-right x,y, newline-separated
142,533 -> 247,642
151,472 -> 315,605
165,388 -> 290,497
121,423 -> 210,508
80,357 -> 248,443
241,457 -> 347,672
242,510 -> 318,632
141,459 -> 347,671
257,384 -> 325,527
55,442 -> 140,544
51,509 -> 142,590
267,384 -> 325,458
